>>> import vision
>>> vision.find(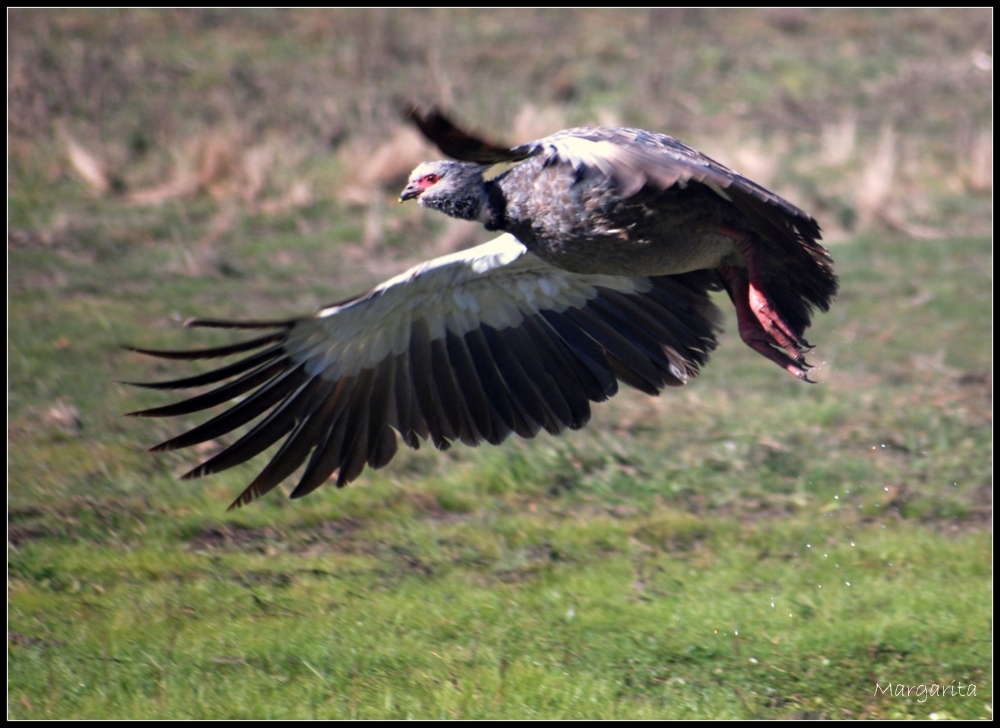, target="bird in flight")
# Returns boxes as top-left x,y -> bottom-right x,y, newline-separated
129,107 -> 837,509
